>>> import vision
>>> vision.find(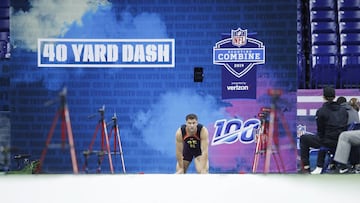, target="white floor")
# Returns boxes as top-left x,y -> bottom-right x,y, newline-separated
0,174 -> 358,203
